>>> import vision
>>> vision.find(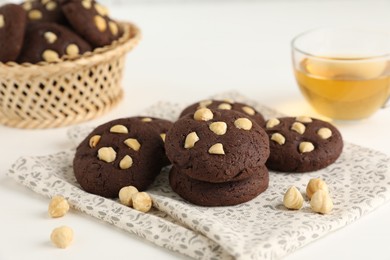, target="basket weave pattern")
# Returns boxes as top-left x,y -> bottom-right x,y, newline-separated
0,22 -> 140,129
